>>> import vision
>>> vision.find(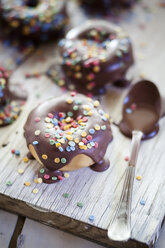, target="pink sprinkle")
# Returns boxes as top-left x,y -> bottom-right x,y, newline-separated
87,135 -> 92,141
125,156 -> 129,162
89,73 -> 95,80
86,93 -> 93,98
58,176 -> 63,180
82,138 -> 87,144
77,115 -> 82,121
45,133 -> 50,138
131,104 -> 136,110
82,117 -> 88,122
95,142 -> 98,148
35,117 -> 41,122
93,60 -> 99,66
48,113 -> 54,118
44,174 -> 50,179
70,91 -> 76,96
